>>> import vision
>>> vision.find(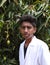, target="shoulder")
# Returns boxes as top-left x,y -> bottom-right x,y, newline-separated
33,36 -> 49,50
36,37 -> 49,51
